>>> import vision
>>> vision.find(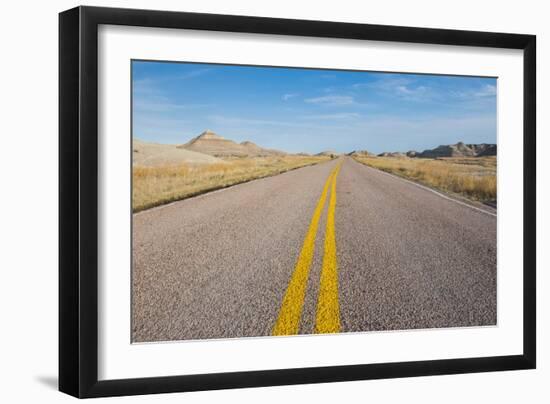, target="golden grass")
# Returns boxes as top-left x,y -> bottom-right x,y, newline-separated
353,156 -> 496,203
133,155 -> 331,212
